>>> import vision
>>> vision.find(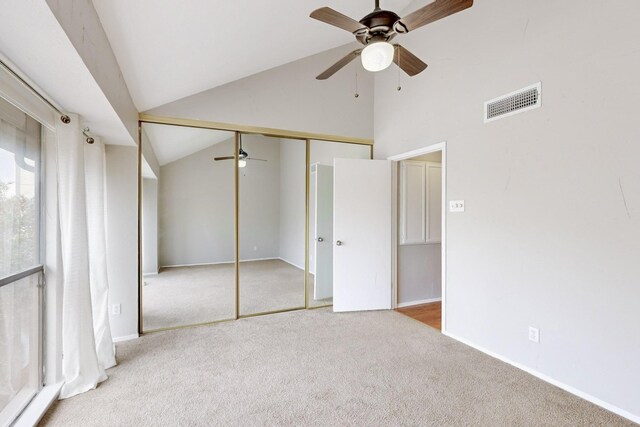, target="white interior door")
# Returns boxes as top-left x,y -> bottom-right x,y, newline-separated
333,158 -> 392,312
314,164 -> 333,300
